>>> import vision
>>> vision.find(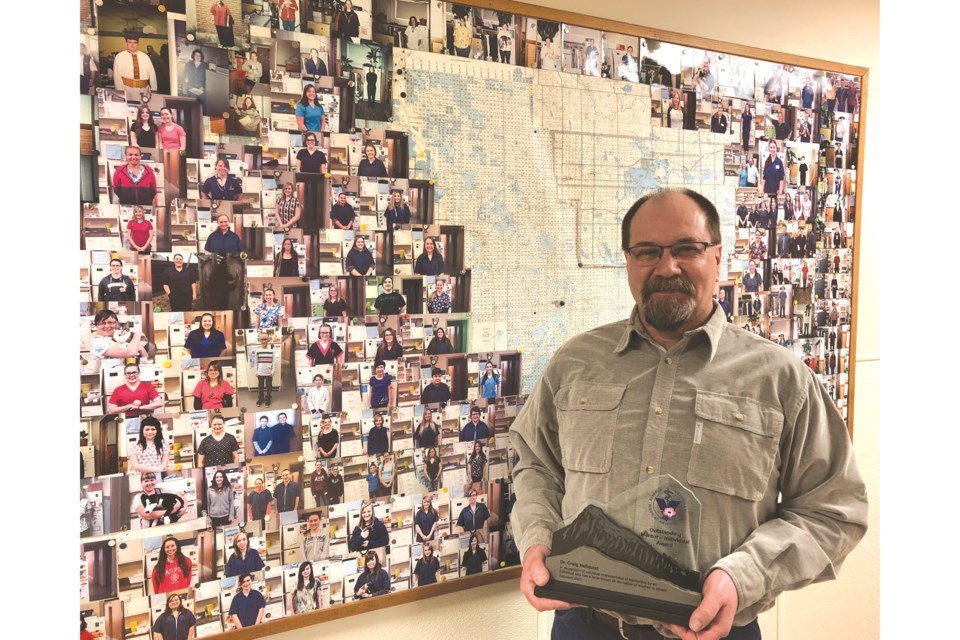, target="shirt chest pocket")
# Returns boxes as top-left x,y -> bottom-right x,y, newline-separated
687,391 -> 784,501
556,382 -> 626,474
